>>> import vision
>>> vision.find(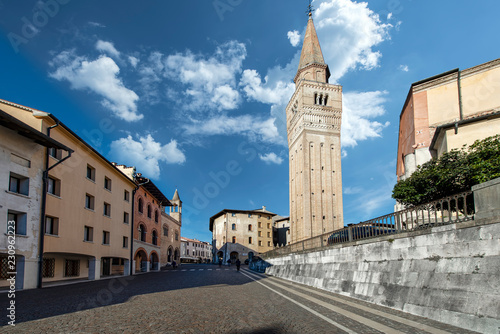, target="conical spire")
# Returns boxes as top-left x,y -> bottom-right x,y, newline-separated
172,189 -> 181,202
295,14 -> 330,83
